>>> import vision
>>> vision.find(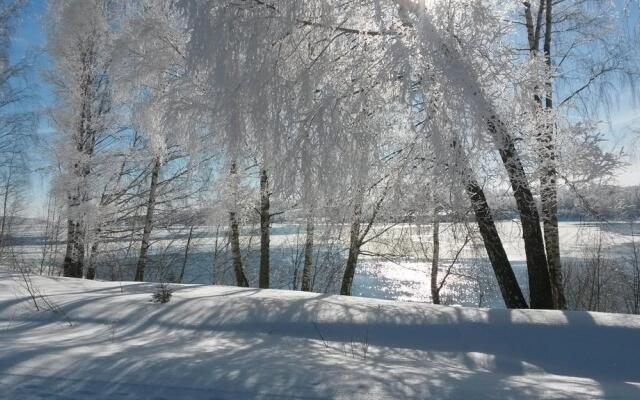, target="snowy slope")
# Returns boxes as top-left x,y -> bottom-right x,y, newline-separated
1,272 -> 639,399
